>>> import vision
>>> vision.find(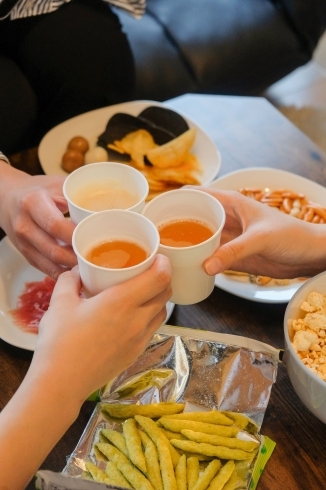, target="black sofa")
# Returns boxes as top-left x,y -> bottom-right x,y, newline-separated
114,0 -> 326,102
